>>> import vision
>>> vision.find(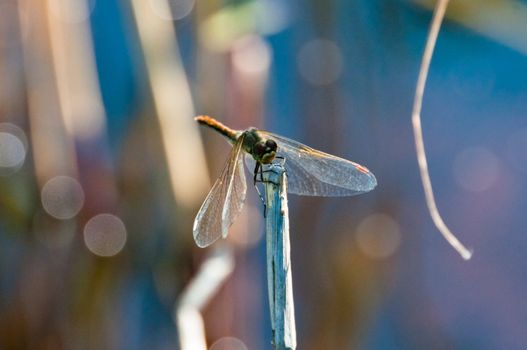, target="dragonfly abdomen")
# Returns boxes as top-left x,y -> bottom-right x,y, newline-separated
195,116 -> 238,141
